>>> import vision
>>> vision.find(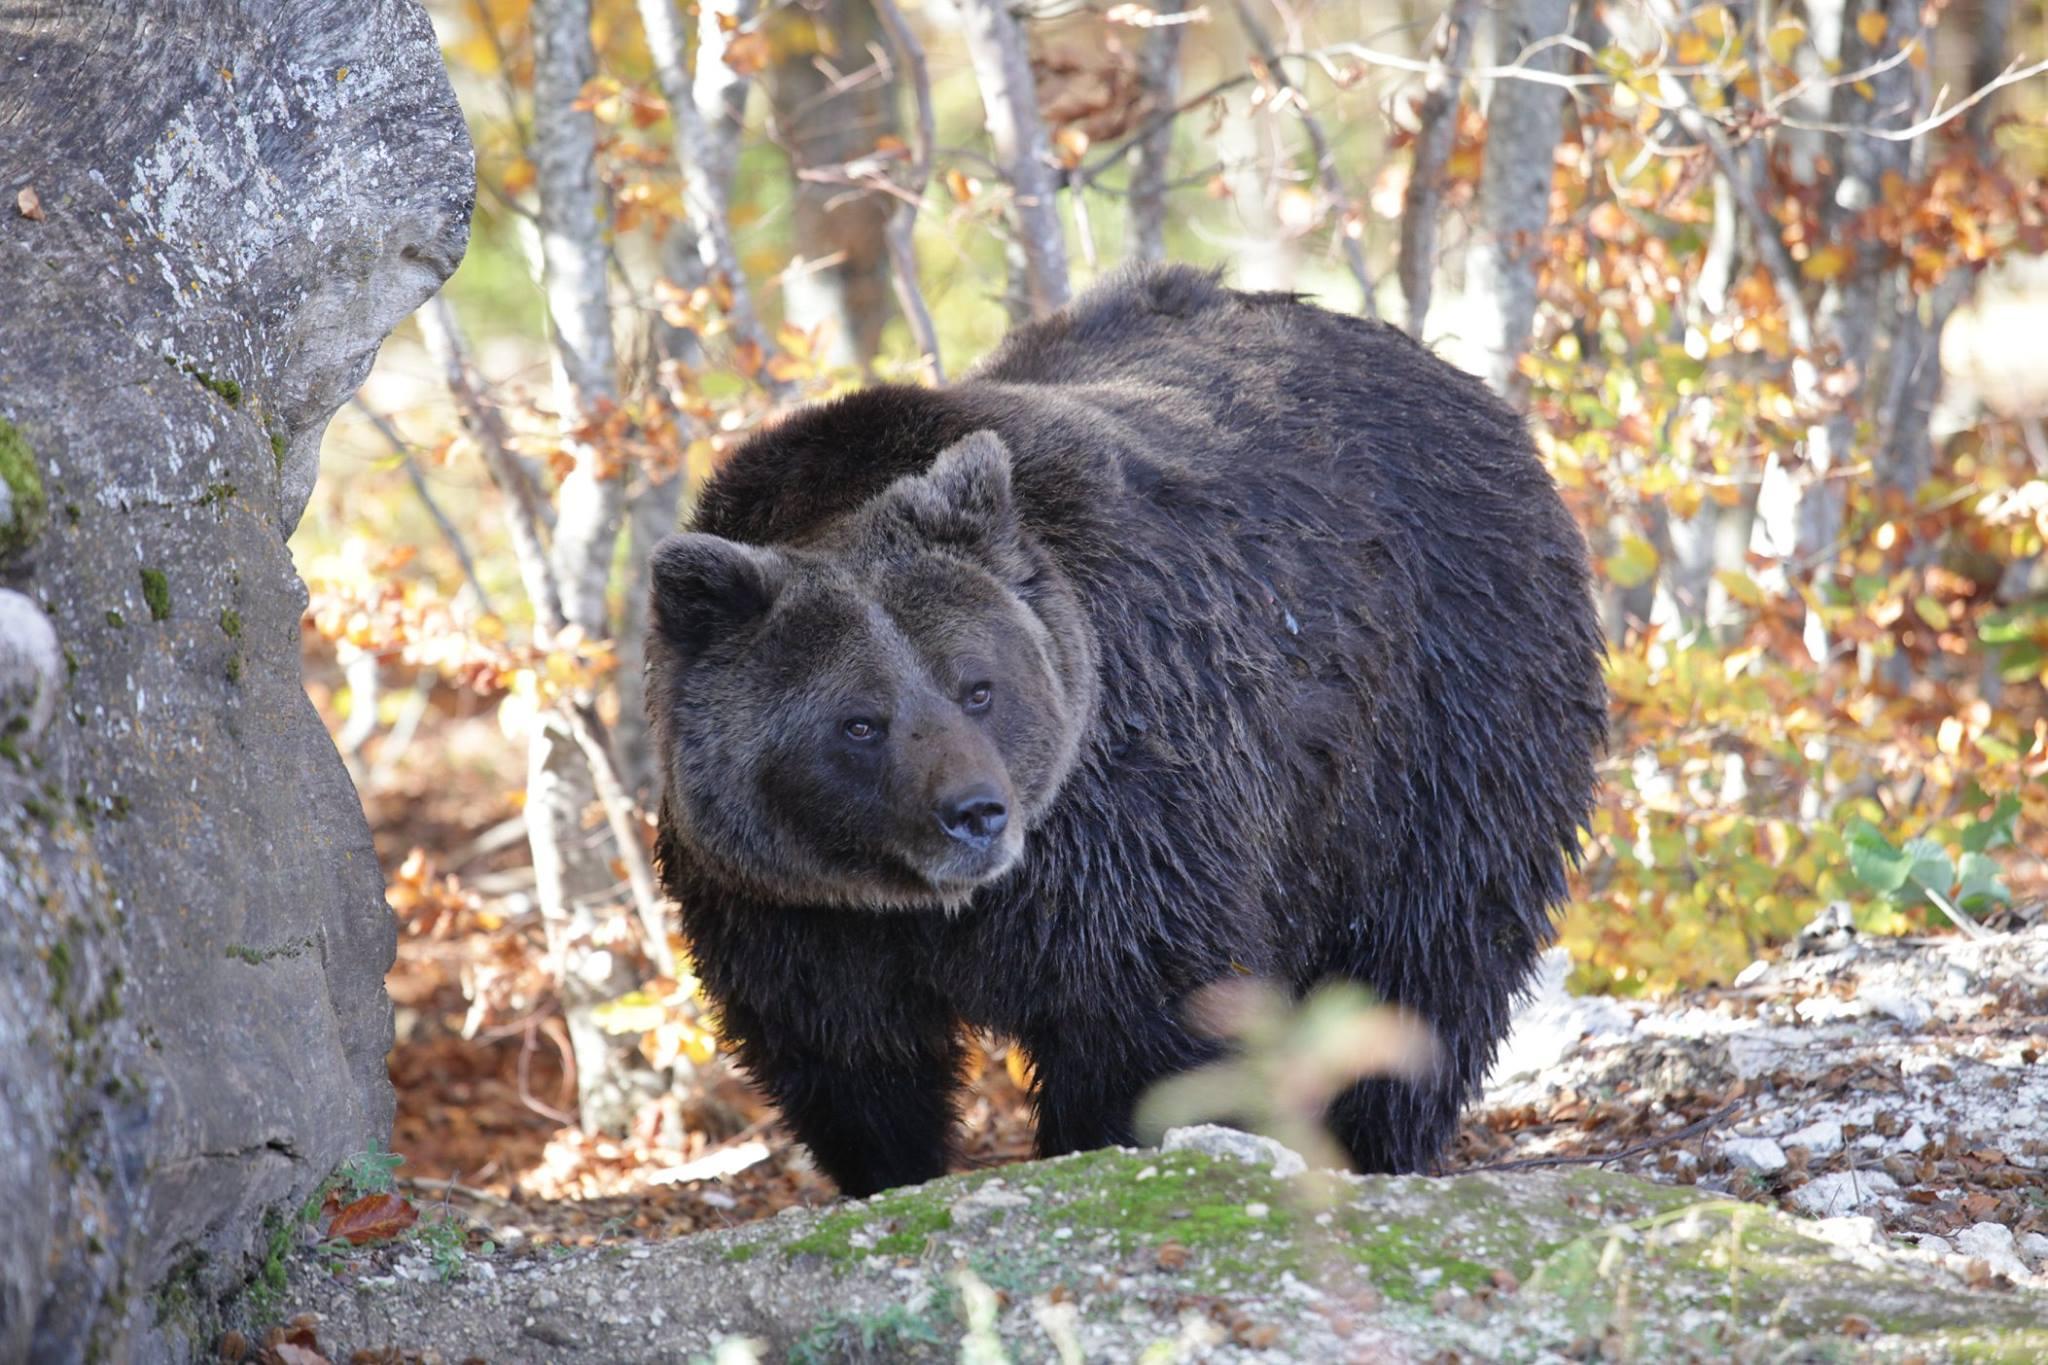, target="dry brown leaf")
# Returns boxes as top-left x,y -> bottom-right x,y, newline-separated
327,1192 -> 419,1245
16,186 -> 44,221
